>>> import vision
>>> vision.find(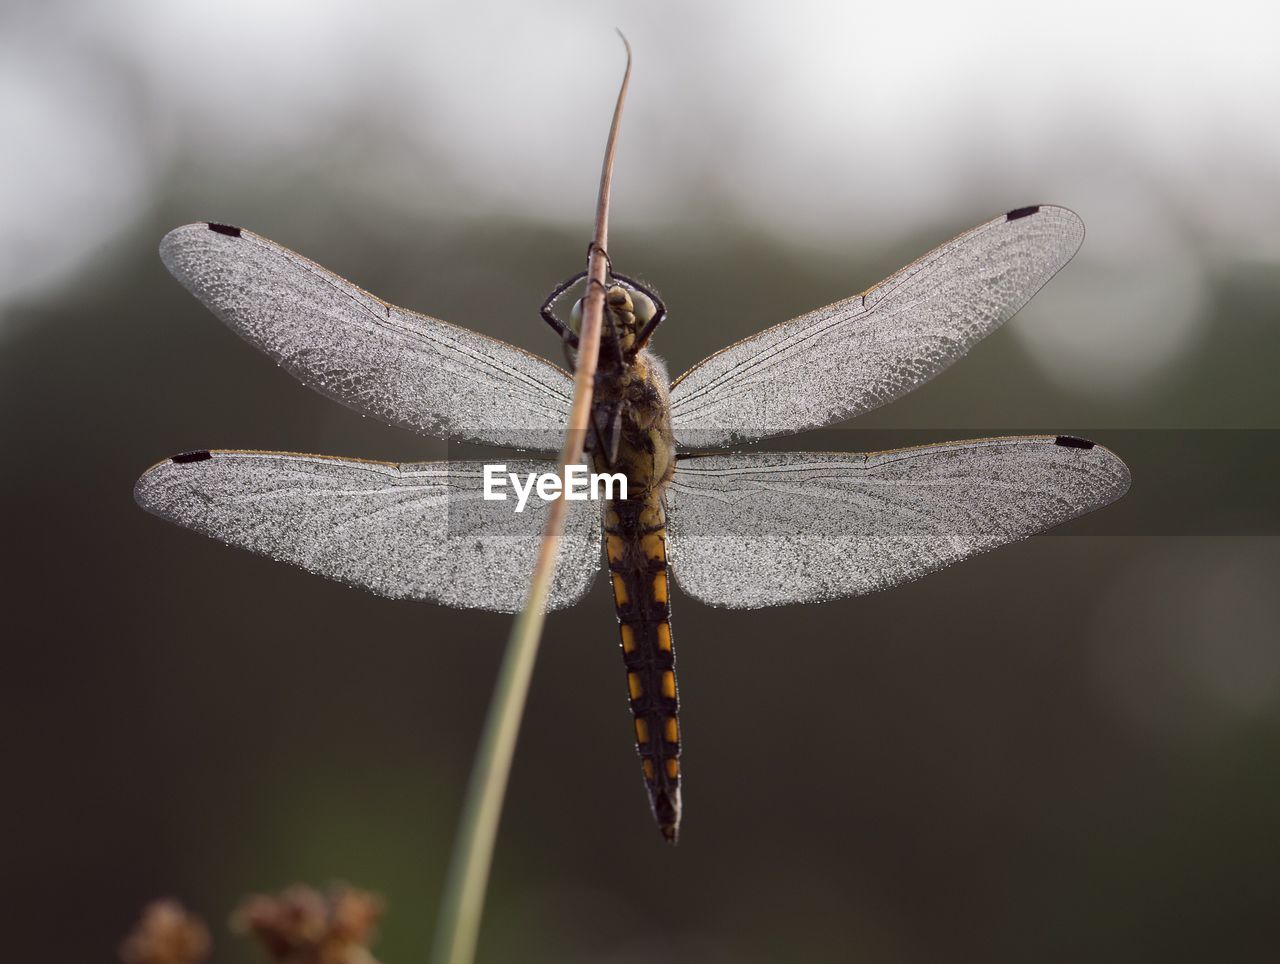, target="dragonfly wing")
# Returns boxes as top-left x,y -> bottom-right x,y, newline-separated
666,436 -> 1129,609
134,451 -> 601,612
669,206 -> 1084,448
160,223 -> 574,452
